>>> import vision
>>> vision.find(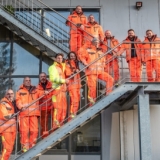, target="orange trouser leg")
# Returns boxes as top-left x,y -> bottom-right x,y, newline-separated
86,75 -> 97,104
19,116 -> 30,150
98,72 -> 114,95
29,116 -> 38,148
153,59 -> 160,82
105,56 -> 119,82
69,33 -> 83,53
146,60 -> 155,82
52,91 -> 67,129
128,57 -> 142,82
69,89 -> 80,115
40,109 -> 52,138
1,132 -> 16,160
